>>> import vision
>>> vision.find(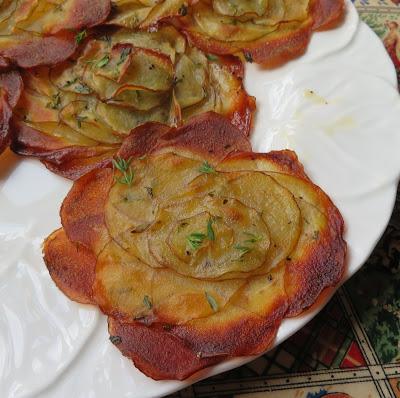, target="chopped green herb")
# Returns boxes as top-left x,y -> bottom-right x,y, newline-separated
312,230 -> 320,240
243,232 -> 262,244
206,53 -> 219,62
76,115 -> 87,128
207,218 -> 215,241
112,157 -> 134,186
109,335 -> 122,345
75,30 -> 87,45
187,232 -> 207,250
46,92 -> 61,110
205,292 -> 218,312
117,47 -> 132,66
96,54 -> 110,68
234,244 -> 251,258
199,161 -> 216,174
143,295 -> 152,309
